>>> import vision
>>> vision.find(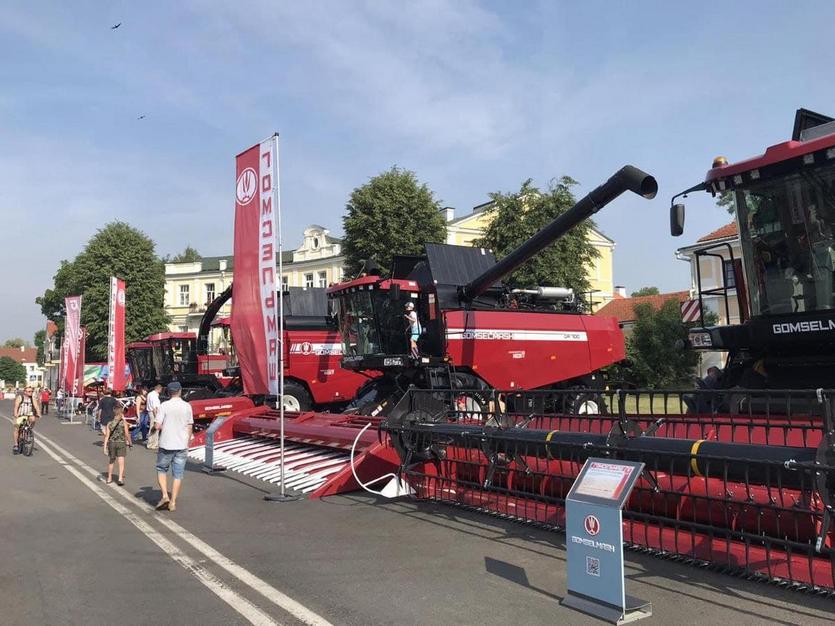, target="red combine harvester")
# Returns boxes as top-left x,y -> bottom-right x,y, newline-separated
188,166 -> 658,497
327,165 -> 658,417
671,108 -> 835,402
383,134 -> 835,592
128,285 -> 372,428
